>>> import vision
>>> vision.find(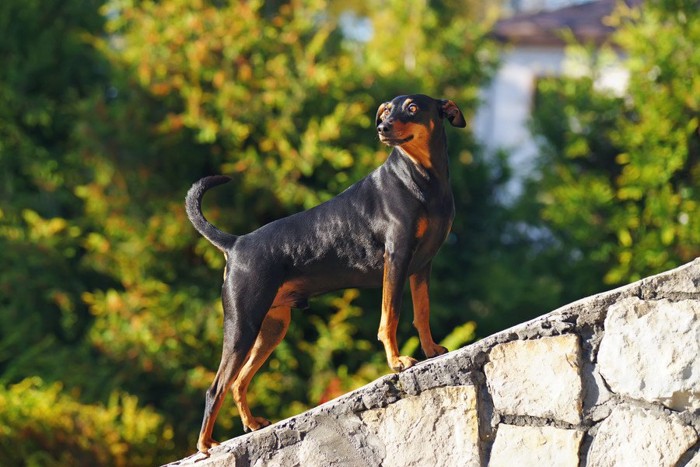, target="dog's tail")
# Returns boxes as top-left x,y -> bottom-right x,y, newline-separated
185,175 -> 238,252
